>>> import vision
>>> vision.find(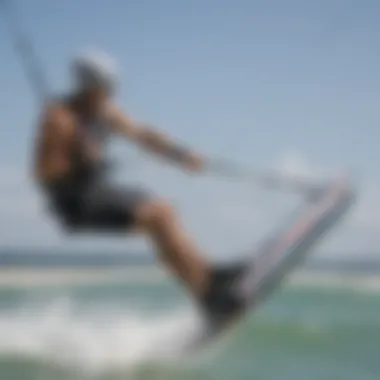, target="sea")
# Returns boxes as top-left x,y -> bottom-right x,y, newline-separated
0,268 -> 378,380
